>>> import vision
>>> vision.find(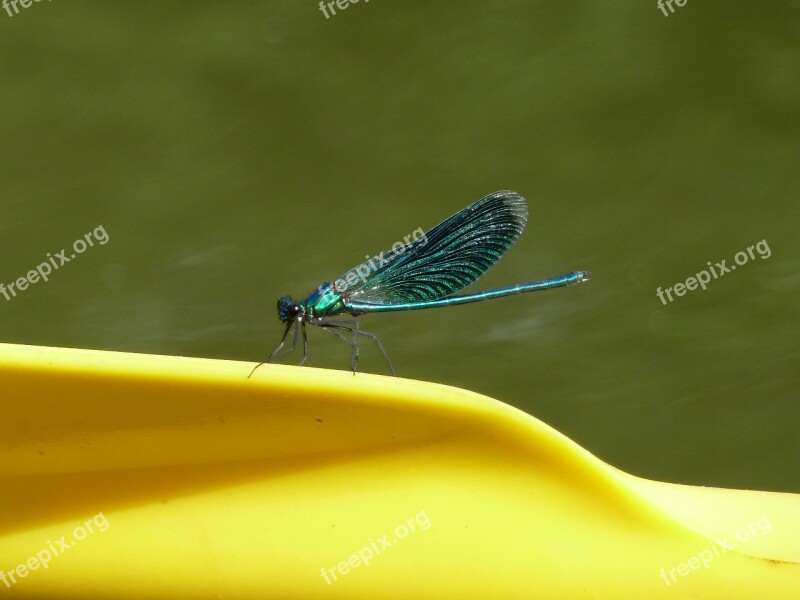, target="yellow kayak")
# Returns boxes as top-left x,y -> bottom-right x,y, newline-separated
0,342 -> 797,598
